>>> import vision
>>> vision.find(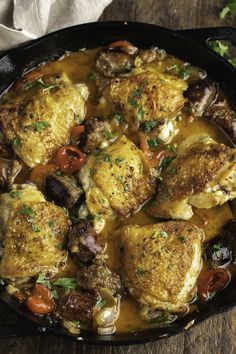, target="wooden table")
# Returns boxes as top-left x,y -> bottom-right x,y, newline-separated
1,0 -> 236,353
